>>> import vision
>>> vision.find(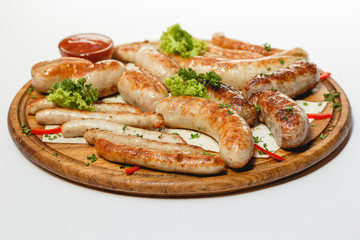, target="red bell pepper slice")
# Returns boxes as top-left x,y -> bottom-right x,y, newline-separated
307,113 -> 333,119
125,165 -> 141,175
320,72 -> 331,80
254,144 -> 285,161
30,126 -> 62,135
